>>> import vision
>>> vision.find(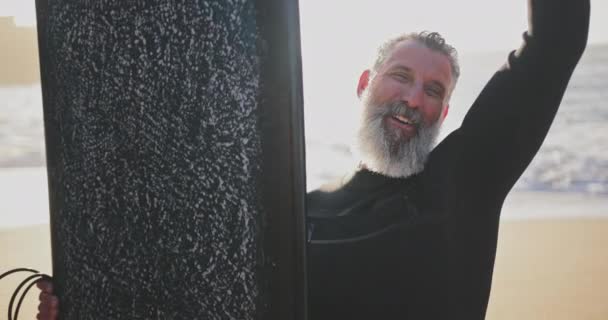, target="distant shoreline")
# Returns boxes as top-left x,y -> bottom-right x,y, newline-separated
1,167 -> 607,230
0,17 -> 40,85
